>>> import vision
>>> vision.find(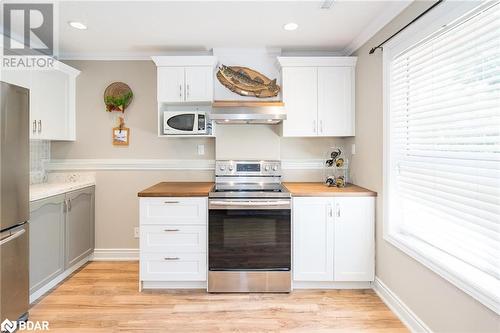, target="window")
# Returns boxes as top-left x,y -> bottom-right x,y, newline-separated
385,2 -> 500,313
